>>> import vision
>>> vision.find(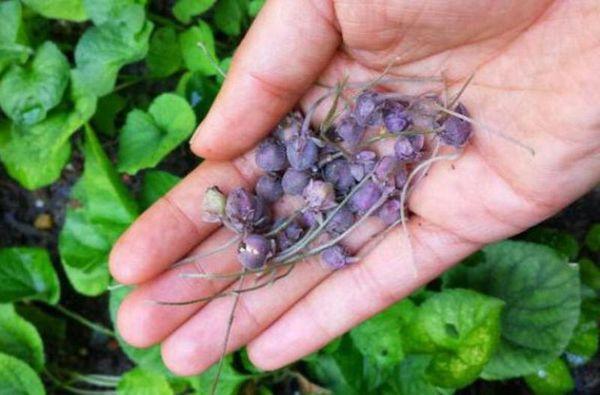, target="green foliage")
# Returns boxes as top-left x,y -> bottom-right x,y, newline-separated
179,21 -> 217,76
407,289 -> 504,388
444,241 -> 581,380
523,227 -> 580,260
585,223 -> 600,251
140,170 -> 181,209
0,1 -> 31,74
147,27 -> 183,78
0,352 -> 45,395
188,356 -> 249,395
21,0 -> 88,22
381,355 -> 452,395
214,0 -> 245,36
117,93 -> 196,174
524,359 -> 574,395
0,304 -> 45,371
59,126 -> 138,296
0,247 -> 60,304
118,368 -> 174,395
173,0 -> 217,24
92,92 -> 127,136
0,41 -> 69,125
